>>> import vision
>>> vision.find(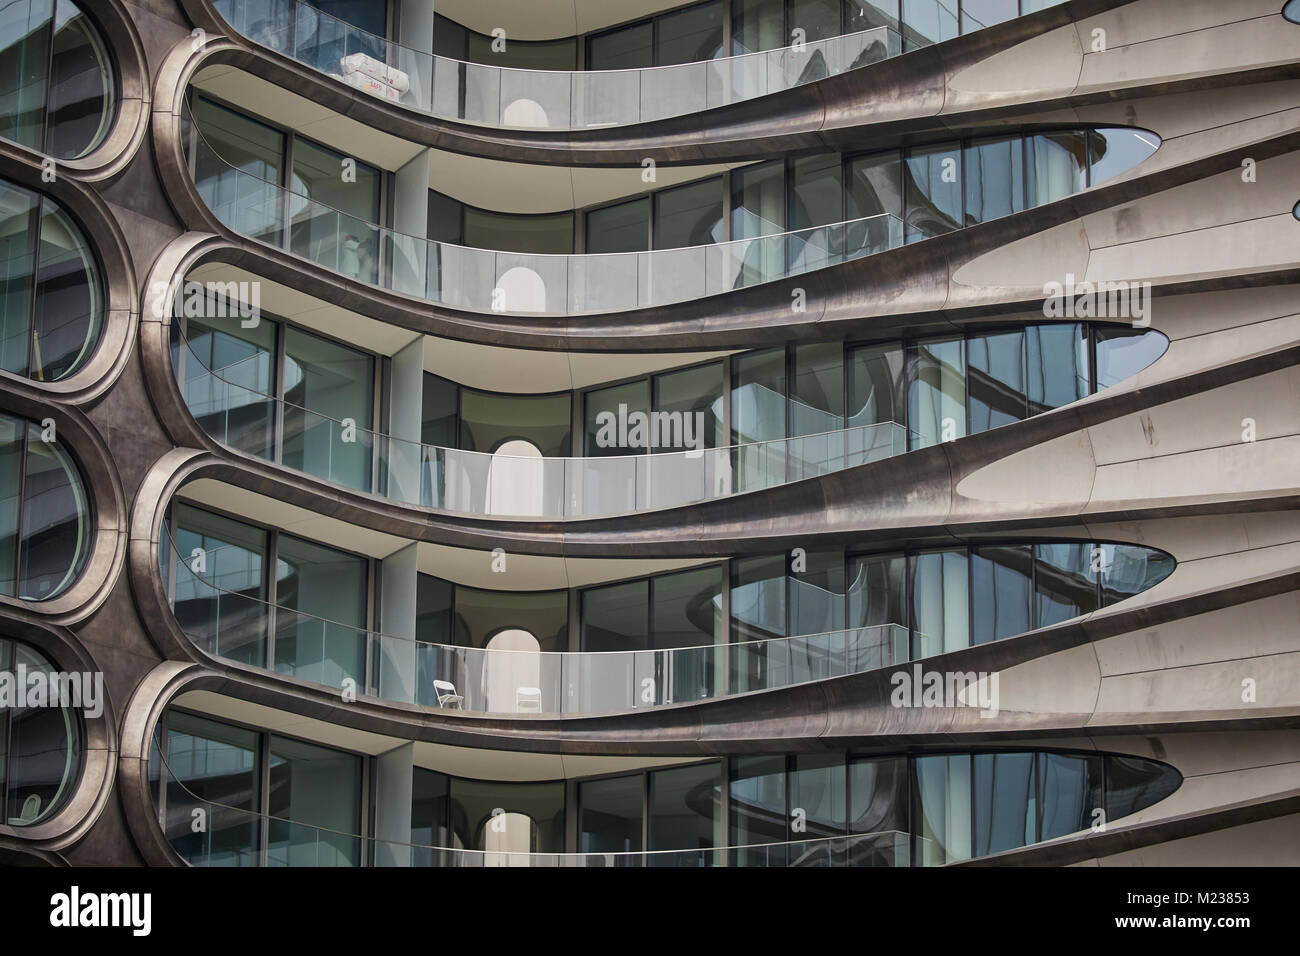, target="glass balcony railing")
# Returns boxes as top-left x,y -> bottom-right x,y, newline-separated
162,522 -> 912,716
155,749 -> 911,866
181,101 -> 907,314
212,0 -> 902,130
174,332 -> 911,517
